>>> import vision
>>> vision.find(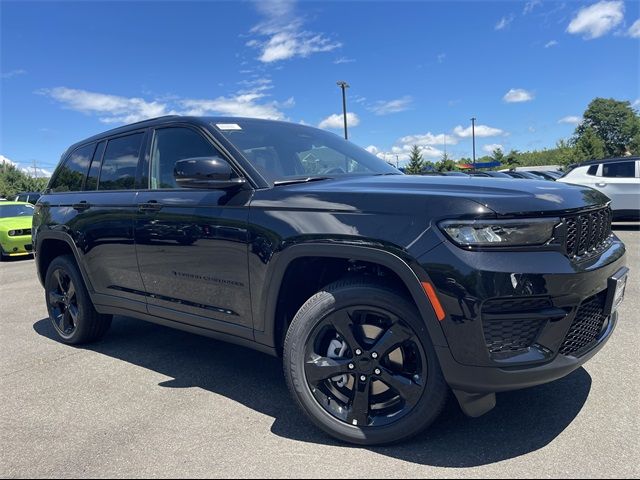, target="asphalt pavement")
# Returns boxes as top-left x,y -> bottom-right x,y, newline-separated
1,227 -> 639,478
